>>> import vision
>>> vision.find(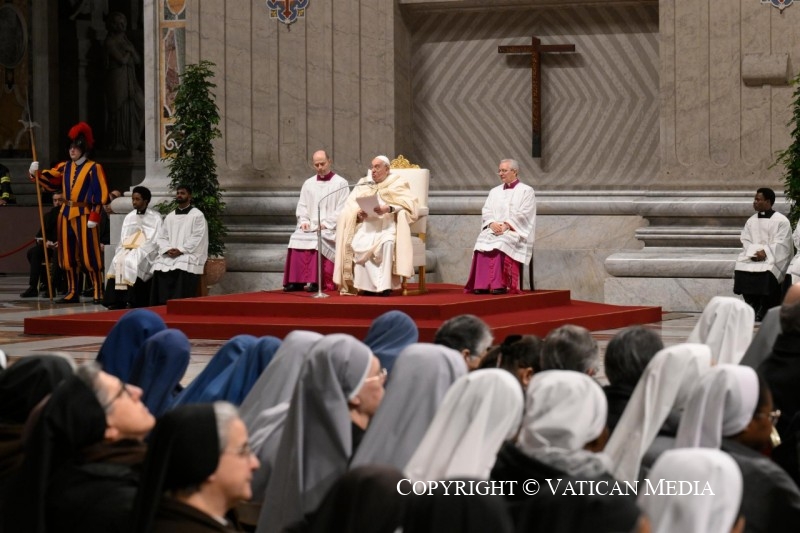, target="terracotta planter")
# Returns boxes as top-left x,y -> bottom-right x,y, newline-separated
204,257 -> 227,287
